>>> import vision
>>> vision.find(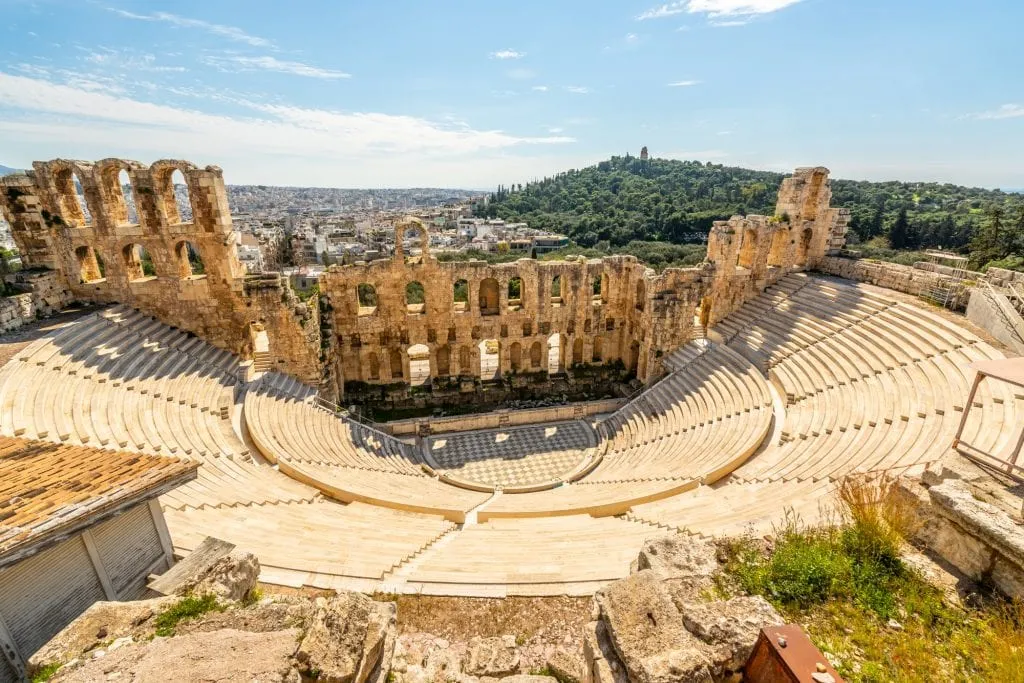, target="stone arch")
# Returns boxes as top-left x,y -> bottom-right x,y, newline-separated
175,240 -> 205,278
95,159 -> 142,226
453,279 -> 469,312
507,276 -> 524,311
478,339 -> 500,380
408,343 -> 430,385
75,245 -> 104,283
122,243 -> 155,281
50,163 -> 91,227
406,281 -> 425,314
357,283 -> 378,315
510,341 -> 522,371
367,353 -> 381,381
768,225 -> 789,267
150,160 -> 197,225
459,345 -> 472,374
530,341 -> 543,369
389,348 -> 404,380
547,332 -> 562,374
738,227 -> 758,269
635,279 -> 645,311
479,278 -> 499,316
593,336 -> 603,362
572,337 -> 584,365
550,274 -> 562,305
796,227 -> 813,267
436,345 -> 451,376
396,218 -> 429,263
591,274 -> 603,303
